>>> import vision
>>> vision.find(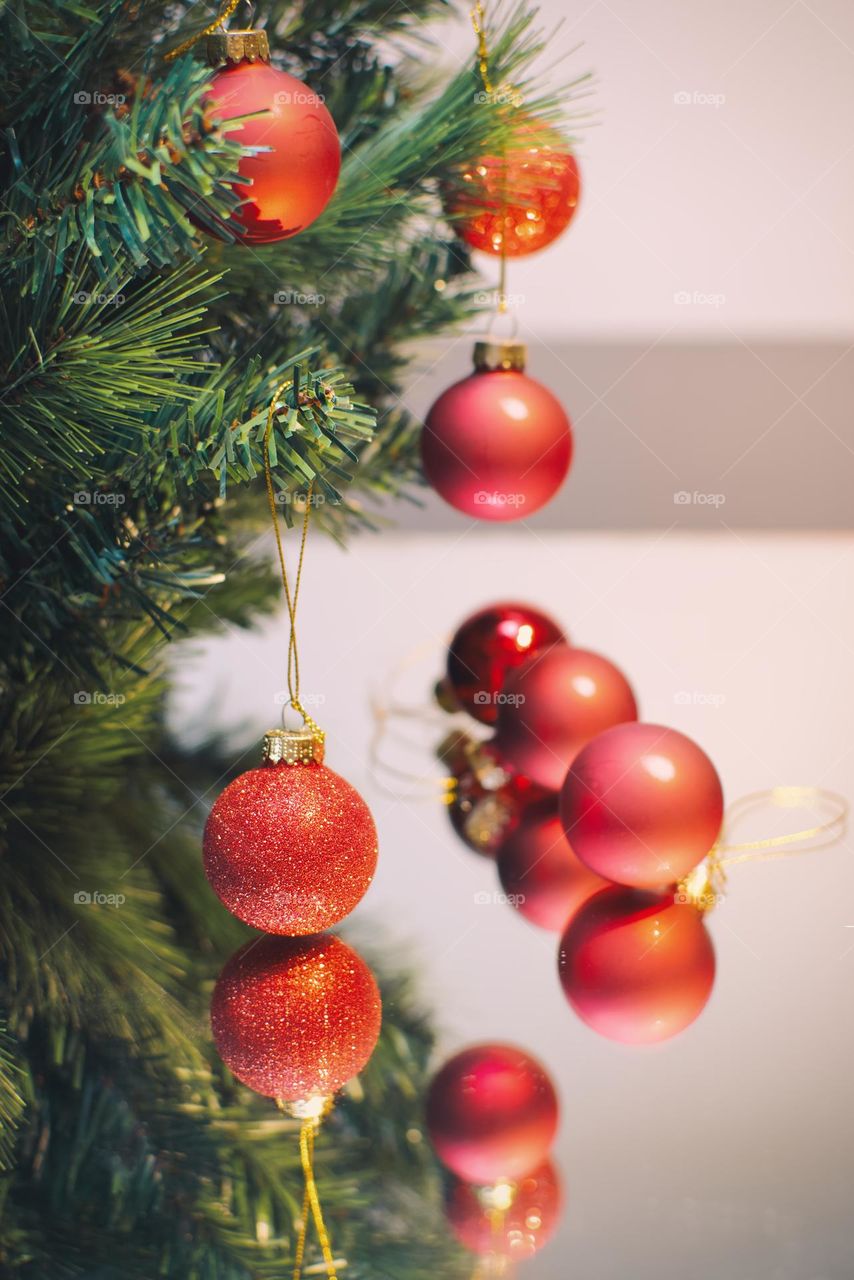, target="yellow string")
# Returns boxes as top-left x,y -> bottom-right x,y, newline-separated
296,1119 -> 338,1280
470,1 -> 509,314
164,0 -> 242,61
263,380 -> 325,743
